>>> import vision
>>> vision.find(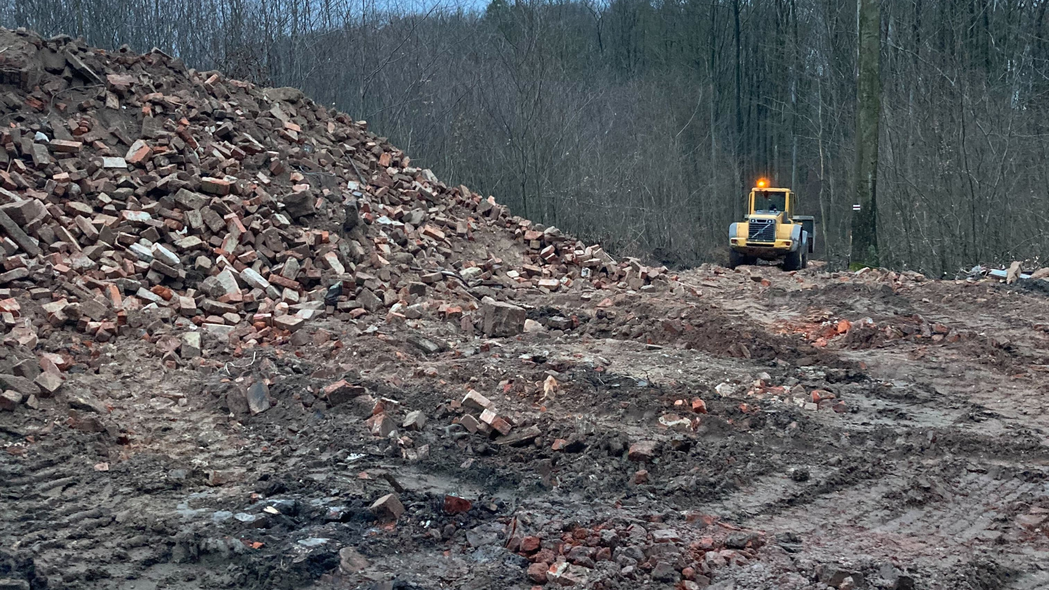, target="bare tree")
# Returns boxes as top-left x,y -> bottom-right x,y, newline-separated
850,0 -> 880,268
4,0 -> 1049,273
